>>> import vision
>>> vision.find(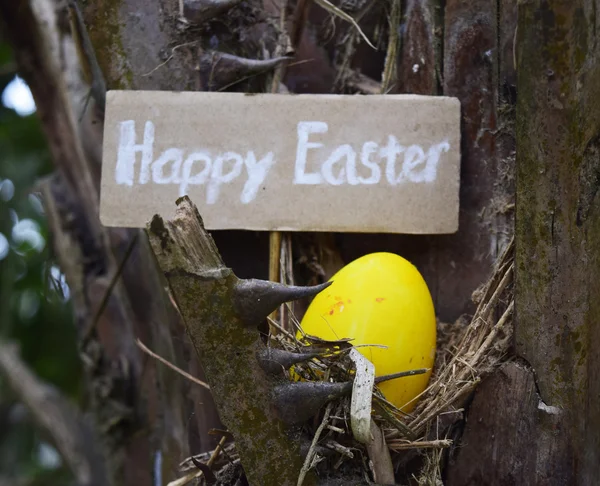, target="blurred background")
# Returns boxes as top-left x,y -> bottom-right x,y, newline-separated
0,40 -> 81,485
